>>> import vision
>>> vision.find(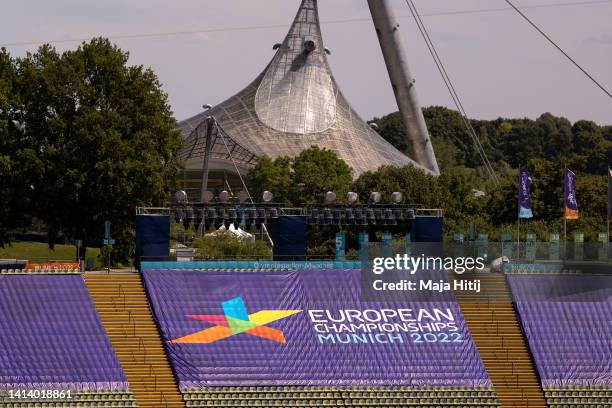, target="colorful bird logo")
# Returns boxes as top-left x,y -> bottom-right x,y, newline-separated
169,297 -> 301,344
